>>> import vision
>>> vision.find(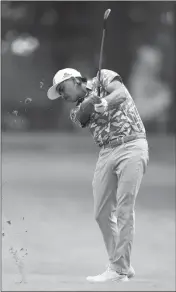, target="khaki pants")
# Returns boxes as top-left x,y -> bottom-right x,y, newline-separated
92,138 -> 149,274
